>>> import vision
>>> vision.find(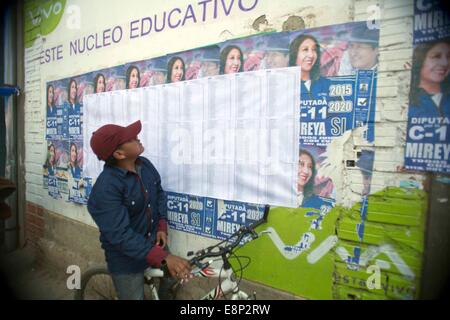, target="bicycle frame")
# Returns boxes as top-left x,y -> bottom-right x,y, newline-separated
193,264 -> 252,300
142,205 -> 270,300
